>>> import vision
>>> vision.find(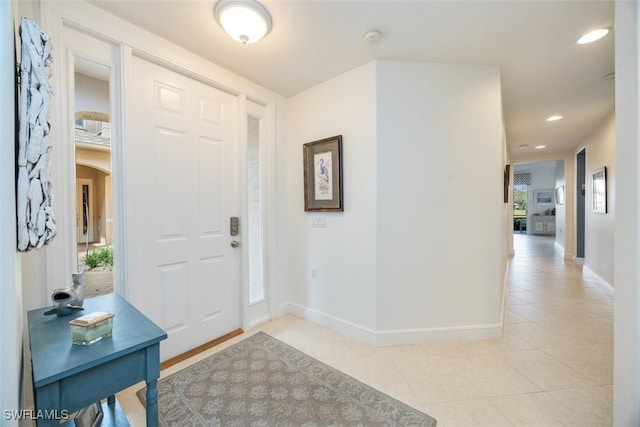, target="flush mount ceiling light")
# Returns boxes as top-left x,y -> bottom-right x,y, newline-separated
546,115 -> 563,122
577,28 -> 610,45
214,0 -> 272,44
535,145 -> 547,150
